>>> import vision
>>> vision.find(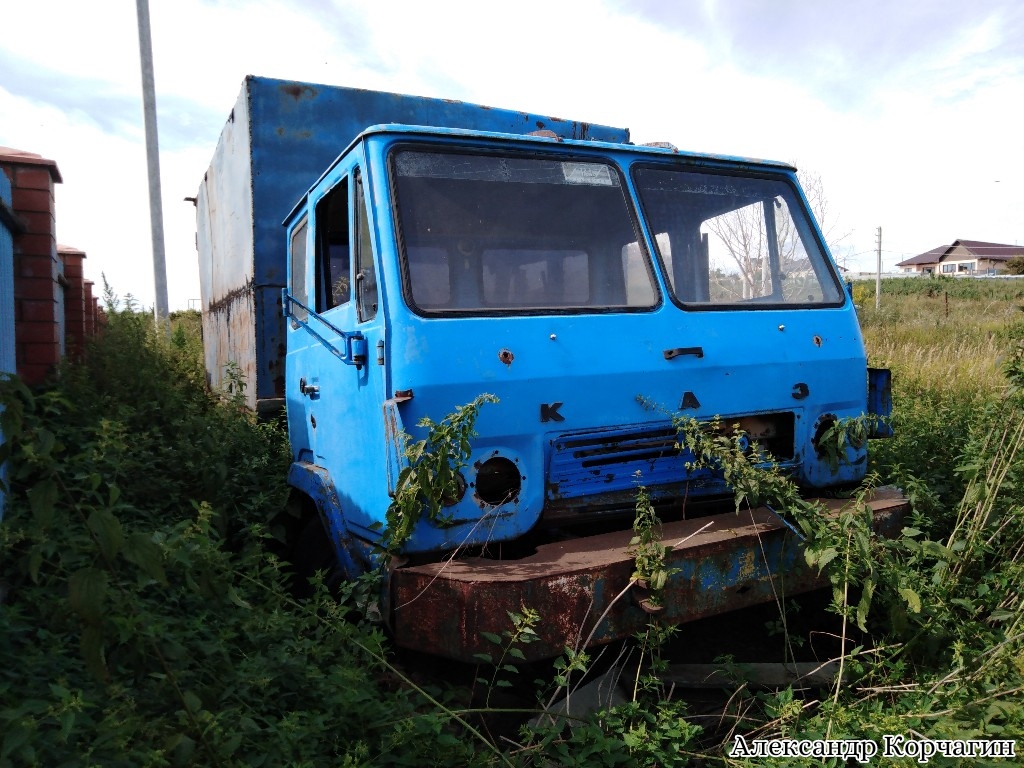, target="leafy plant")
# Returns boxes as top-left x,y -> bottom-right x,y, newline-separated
813,415 -> 869,472
627,478 -> 679,602
382,393 -> 497,554
6,278 -> 1024,766
474,606 -> 541,707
